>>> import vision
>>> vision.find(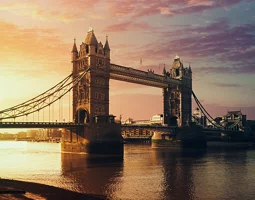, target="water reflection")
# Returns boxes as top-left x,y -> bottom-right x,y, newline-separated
61,153 -> 123,198
152,147 -> 206,200
1,141 -> 255,200
205,147 -> 249,199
